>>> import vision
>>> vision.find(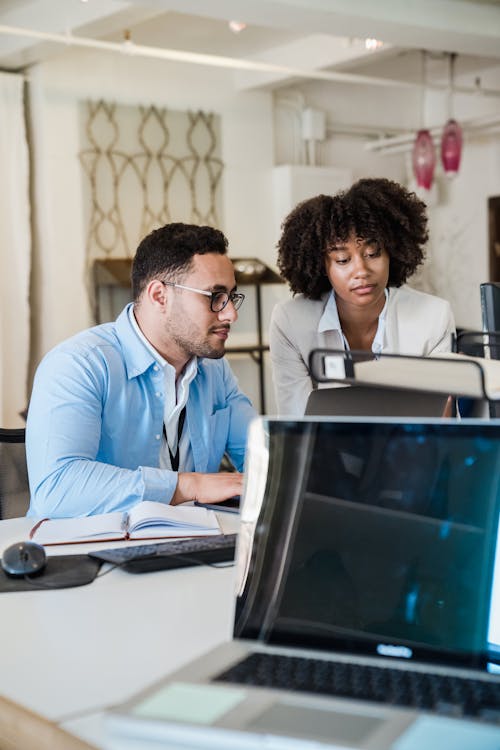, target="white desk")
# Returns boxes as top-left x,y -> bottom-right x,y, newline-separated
0,514 -> 239,749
